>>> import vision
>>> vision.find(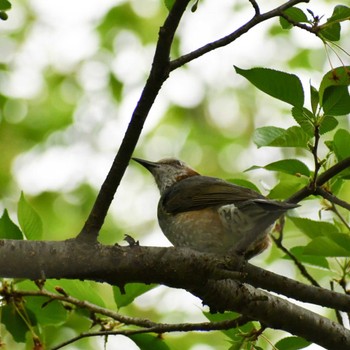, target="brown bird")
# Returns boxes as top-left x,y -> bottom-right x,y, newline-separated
133,157 -> 298,259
